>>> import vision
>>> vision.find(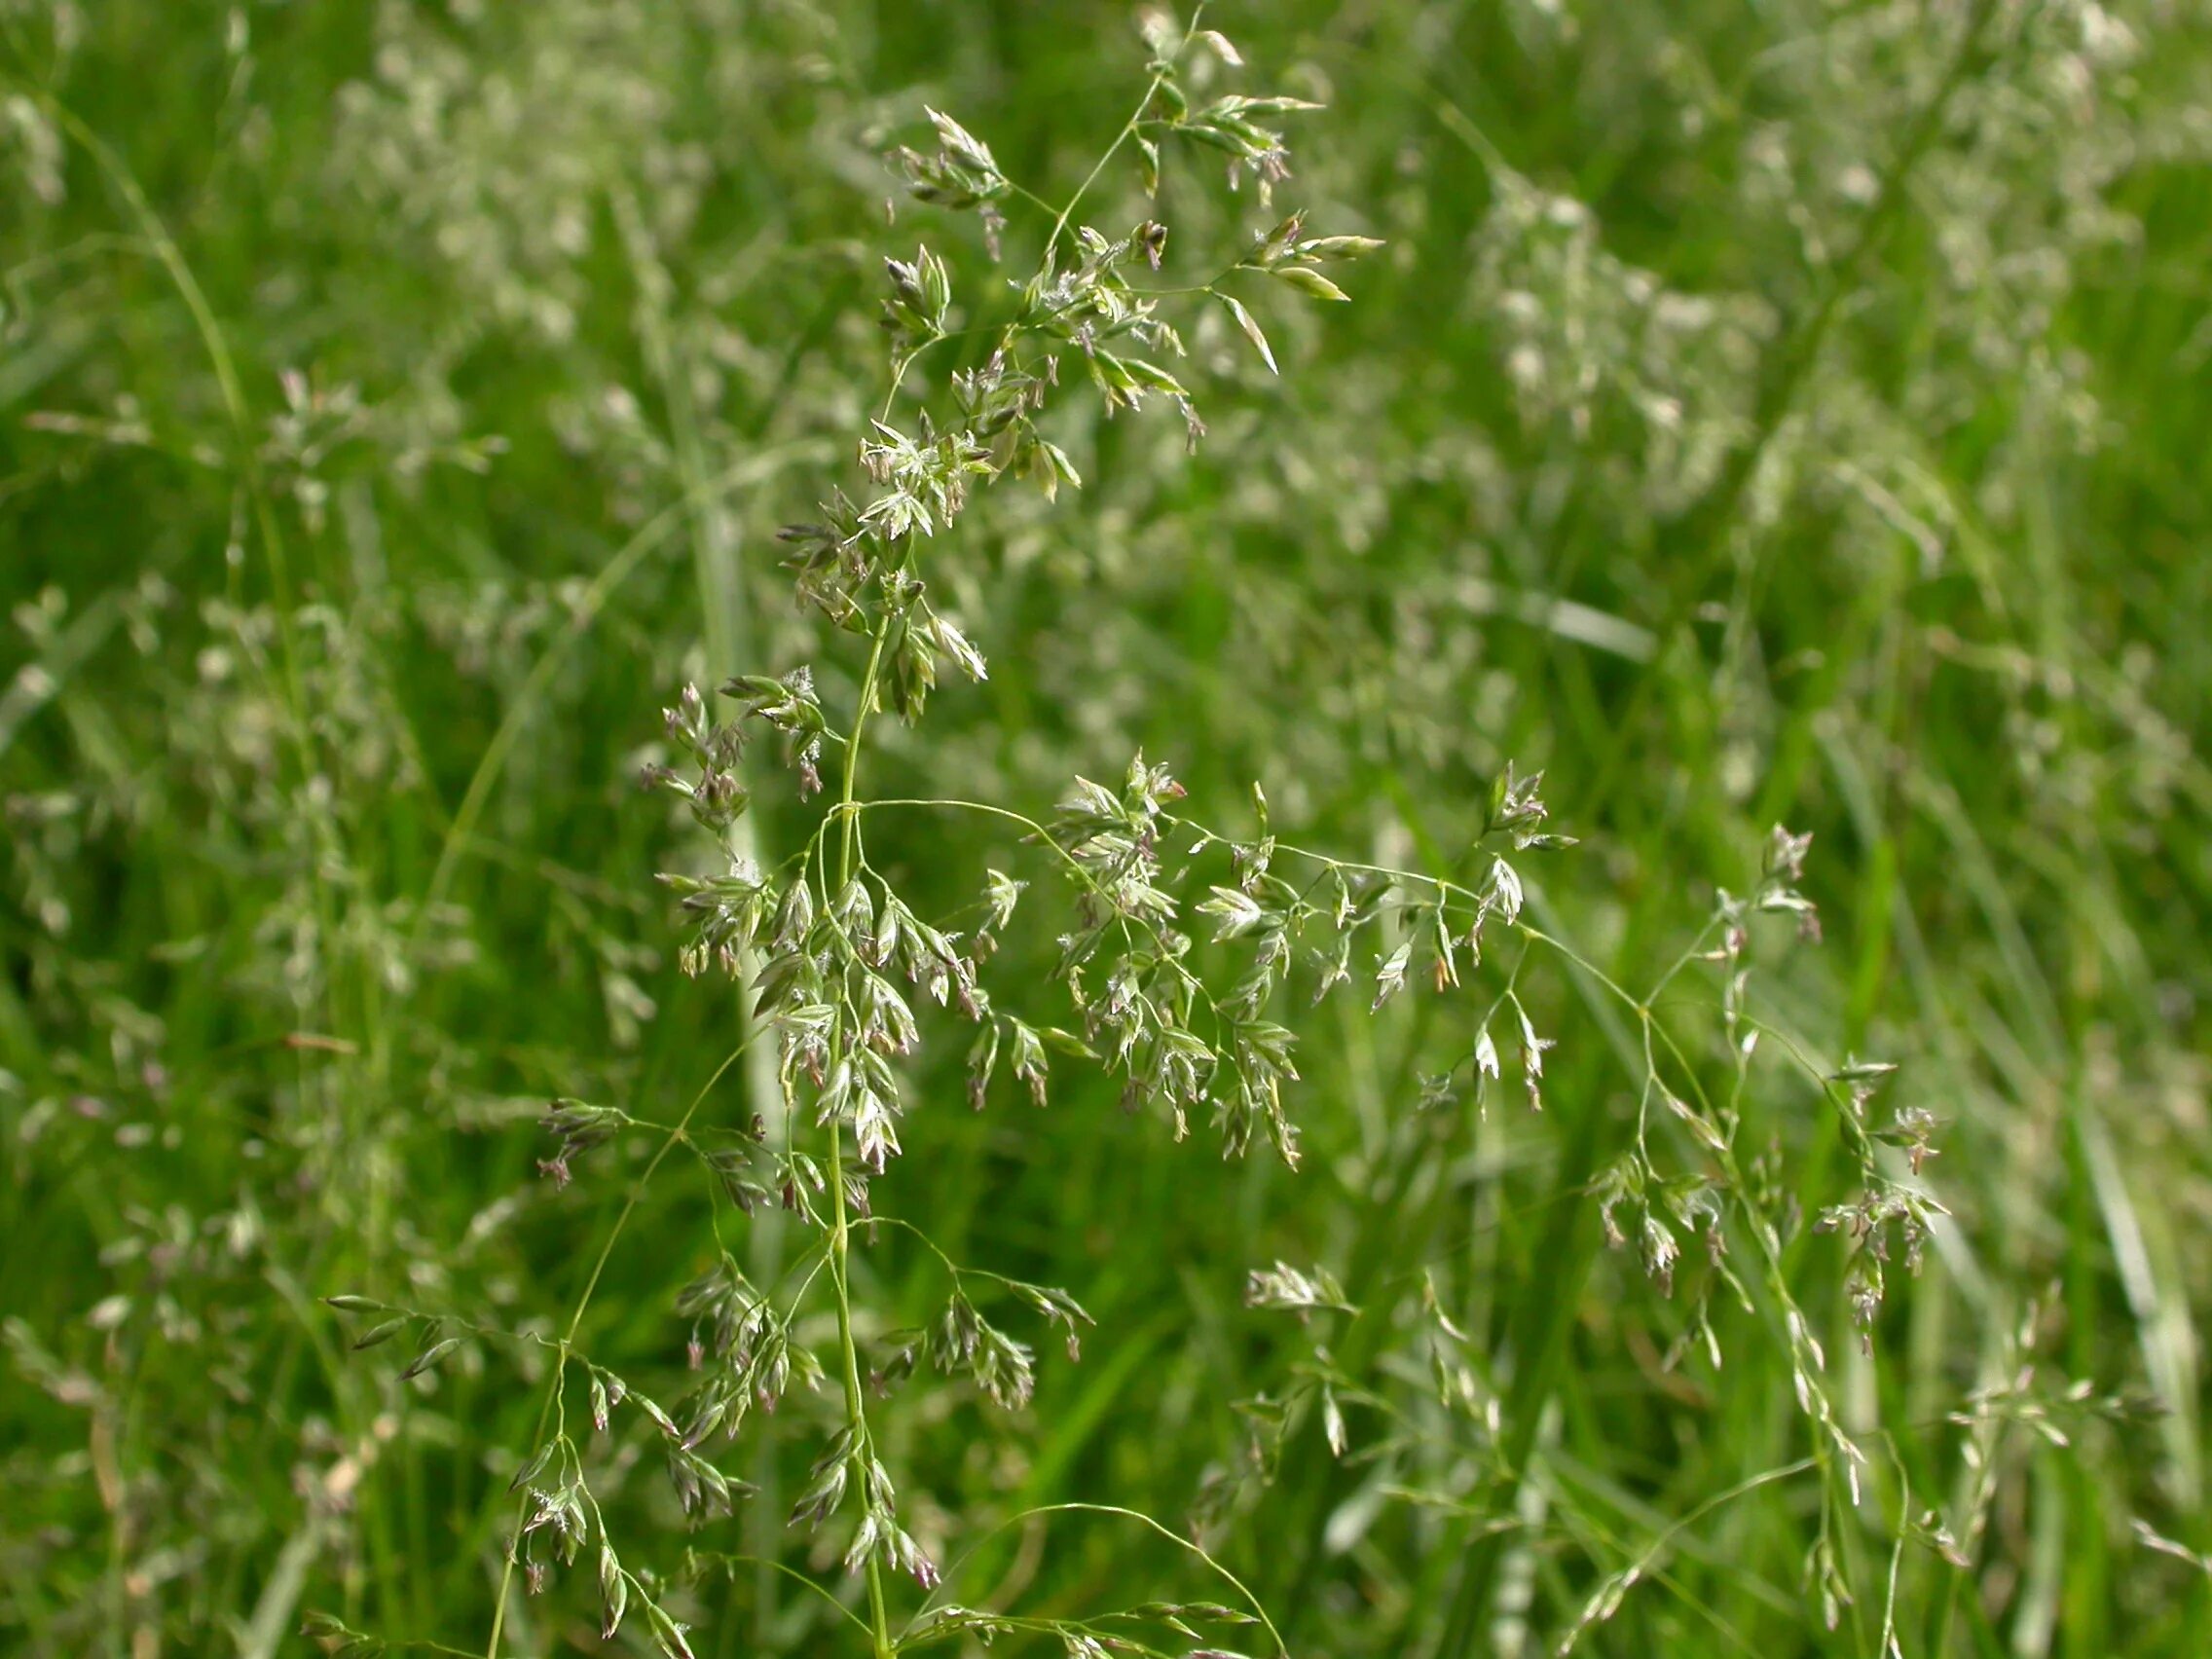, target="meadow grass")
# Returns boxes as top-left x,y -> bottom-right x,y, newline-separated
3,3 -> 2209,1656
